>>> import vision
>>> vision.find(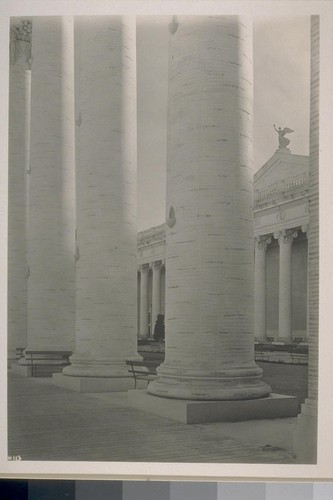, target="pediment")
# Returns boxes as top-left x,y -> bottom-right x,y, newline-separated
254,149 -> 309,191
